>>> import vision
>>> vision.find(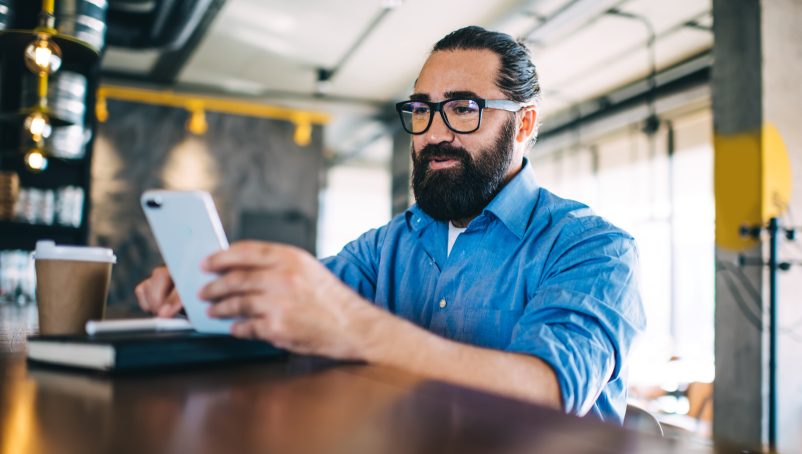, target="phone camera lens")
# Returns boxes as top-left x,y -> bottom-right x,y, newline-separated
146,198 -> 162,208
